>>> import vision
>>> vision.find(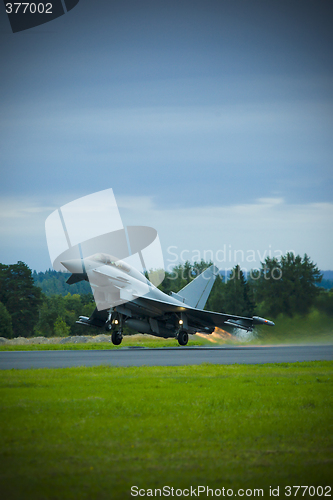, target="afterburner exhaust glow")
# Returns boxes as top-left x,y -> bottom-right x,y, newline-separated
196,328 -> 239,344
